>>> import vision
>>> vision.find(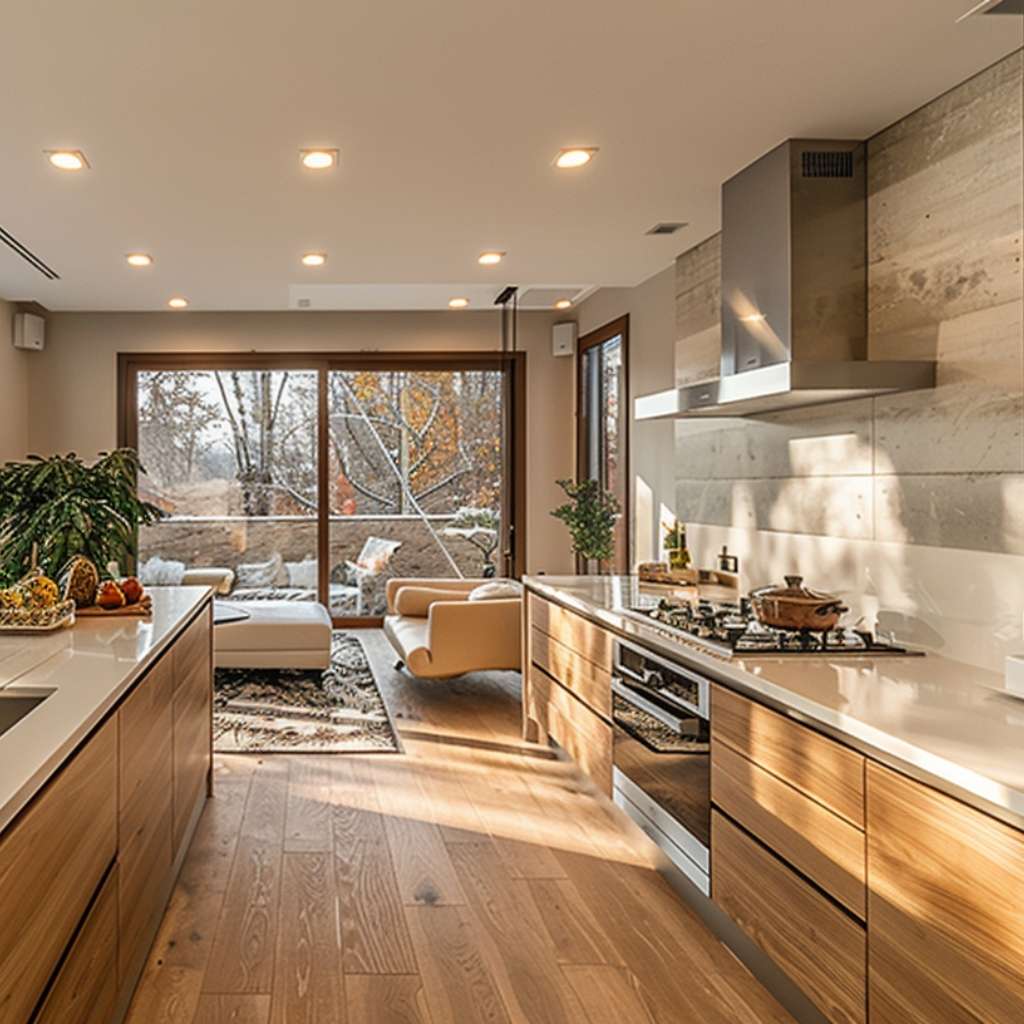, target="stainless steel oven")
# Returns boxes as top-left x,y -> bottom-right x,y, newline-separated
611,637 -> 711,894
